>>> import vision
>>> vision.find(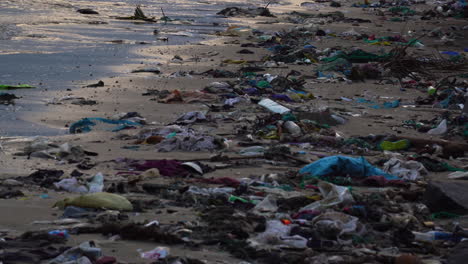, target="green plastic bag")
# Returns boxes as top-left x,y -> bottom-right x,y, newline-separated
0,84 -> 35,90
54,192 -> 133,211
379,139 -> 410,151
388,6 -> 416,15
